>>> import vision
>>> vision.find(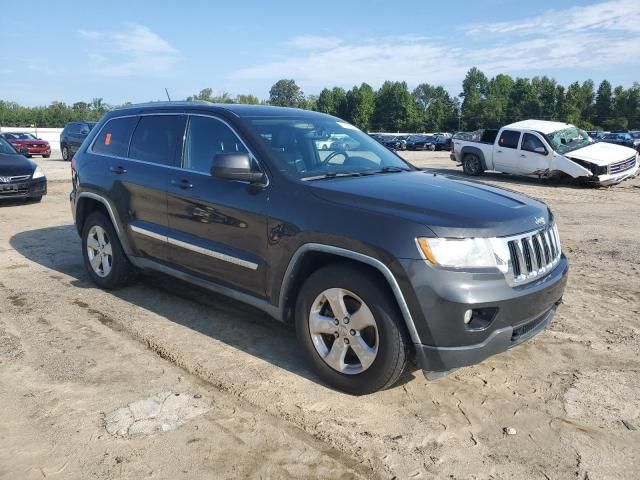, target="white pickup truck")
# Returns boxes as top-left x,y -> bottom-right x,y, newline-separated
451,119 -> 639,186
